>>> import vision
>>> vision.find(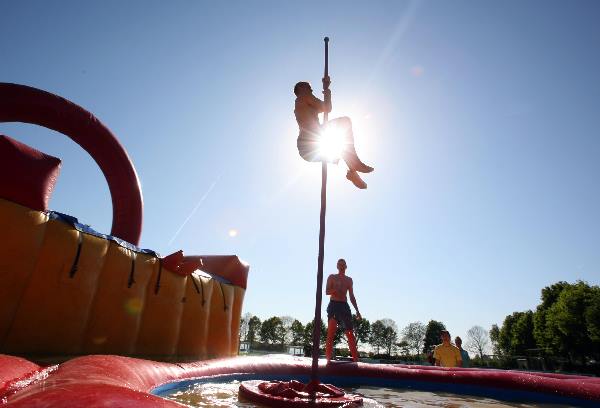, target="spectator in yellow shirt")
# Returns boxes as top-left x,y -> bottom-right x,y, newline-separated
433,330 -> 462,367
